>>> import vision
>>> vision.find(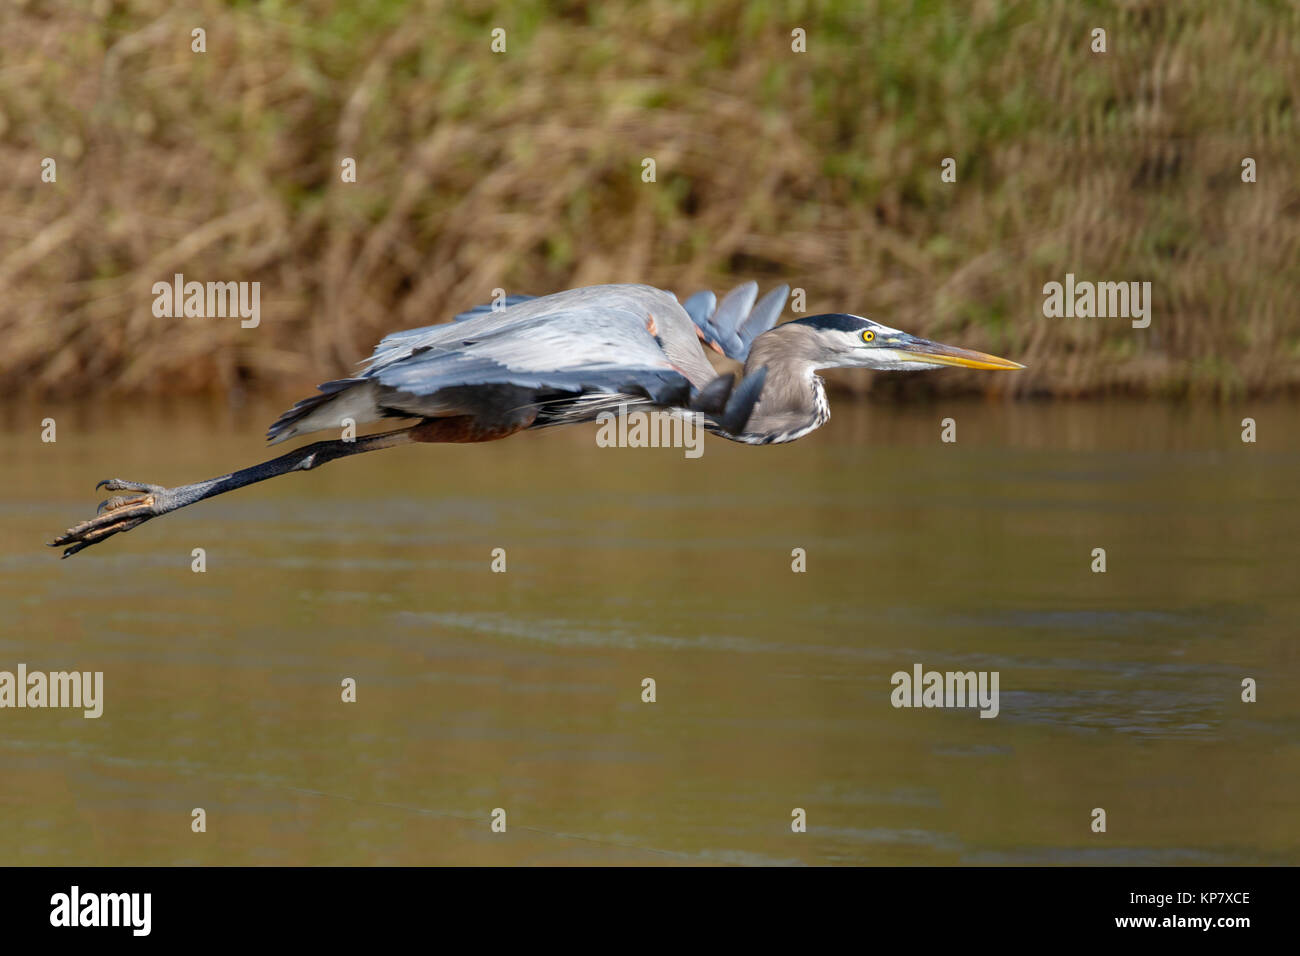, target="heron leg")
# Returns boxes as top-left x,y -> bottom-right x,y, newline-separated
50,427 -> 416,558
